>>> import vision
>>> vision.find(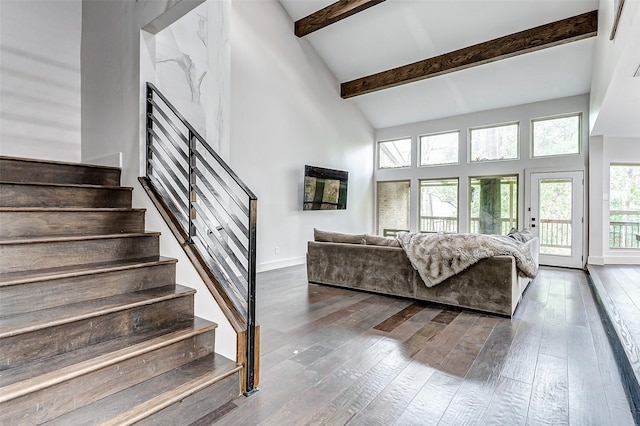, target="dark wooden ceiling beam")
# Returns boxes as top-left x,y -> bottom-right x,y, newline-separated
295,0 -> 386,38
341,10 -> 598,99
